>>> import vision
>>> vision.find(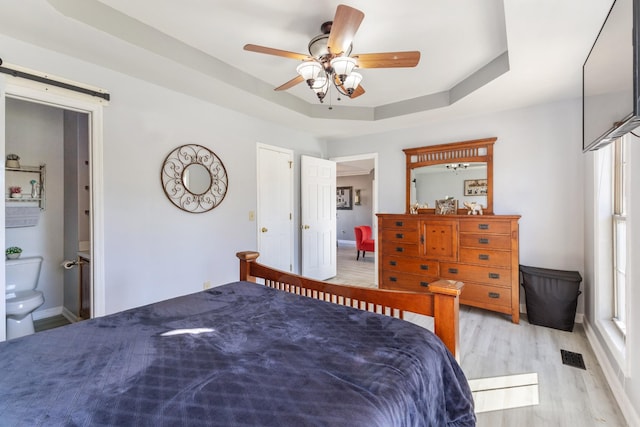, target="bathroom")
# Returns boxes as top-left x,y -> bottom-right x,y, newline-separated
5,97 -> 90,336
